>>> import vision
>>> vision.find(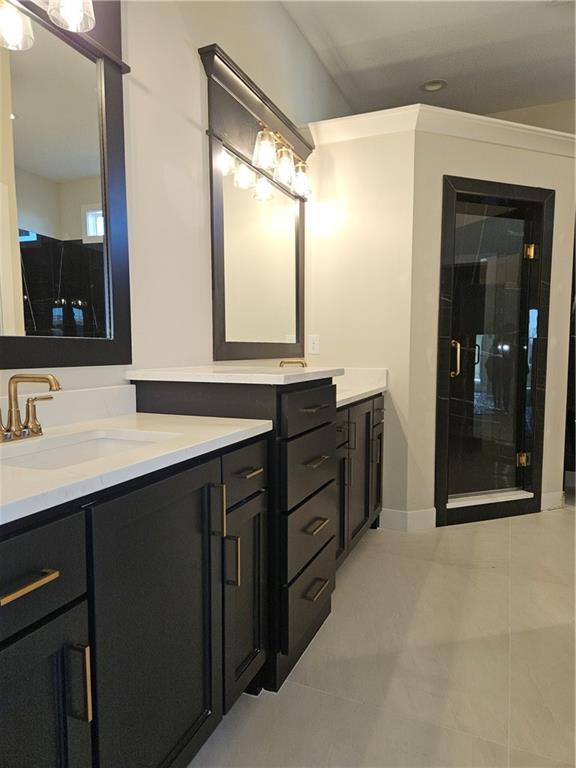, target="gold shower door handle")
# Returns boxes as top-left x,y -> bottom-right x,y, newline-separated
450,340 -> 461,378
